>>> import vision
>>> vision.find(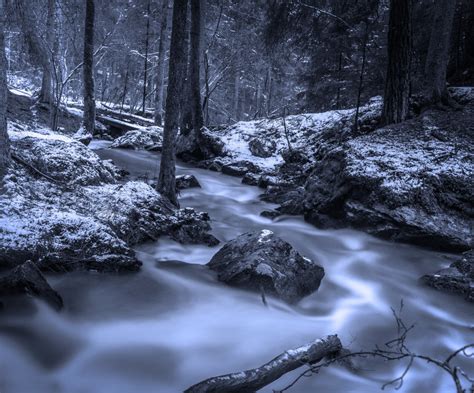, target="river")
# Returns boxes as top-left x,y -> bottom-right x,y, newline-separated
0,142 -> 472,393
